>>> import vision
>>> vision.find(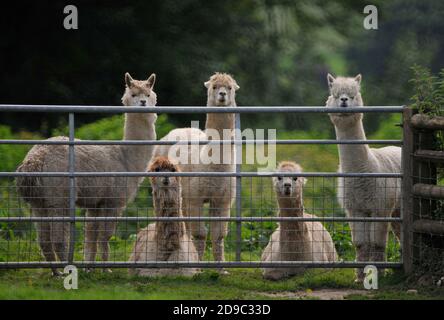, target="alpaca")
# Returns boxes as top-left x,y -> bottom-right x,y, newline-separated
326,73 -> 401,281
129,156 -> 199,277
16,73 -> 158,275
153,73 -> 239,268
261,161 -> 337,280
